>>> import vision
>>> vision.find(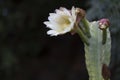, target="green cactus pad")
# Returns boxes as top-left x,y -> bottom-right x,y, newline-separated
84,21 -> 111,80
